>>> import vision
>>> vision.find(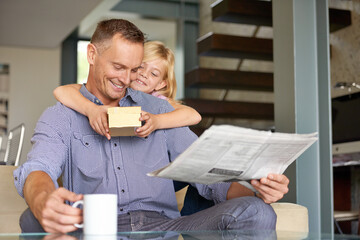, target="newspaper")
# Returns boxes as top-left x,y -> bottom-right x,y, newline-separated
148,125 -> 318,184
